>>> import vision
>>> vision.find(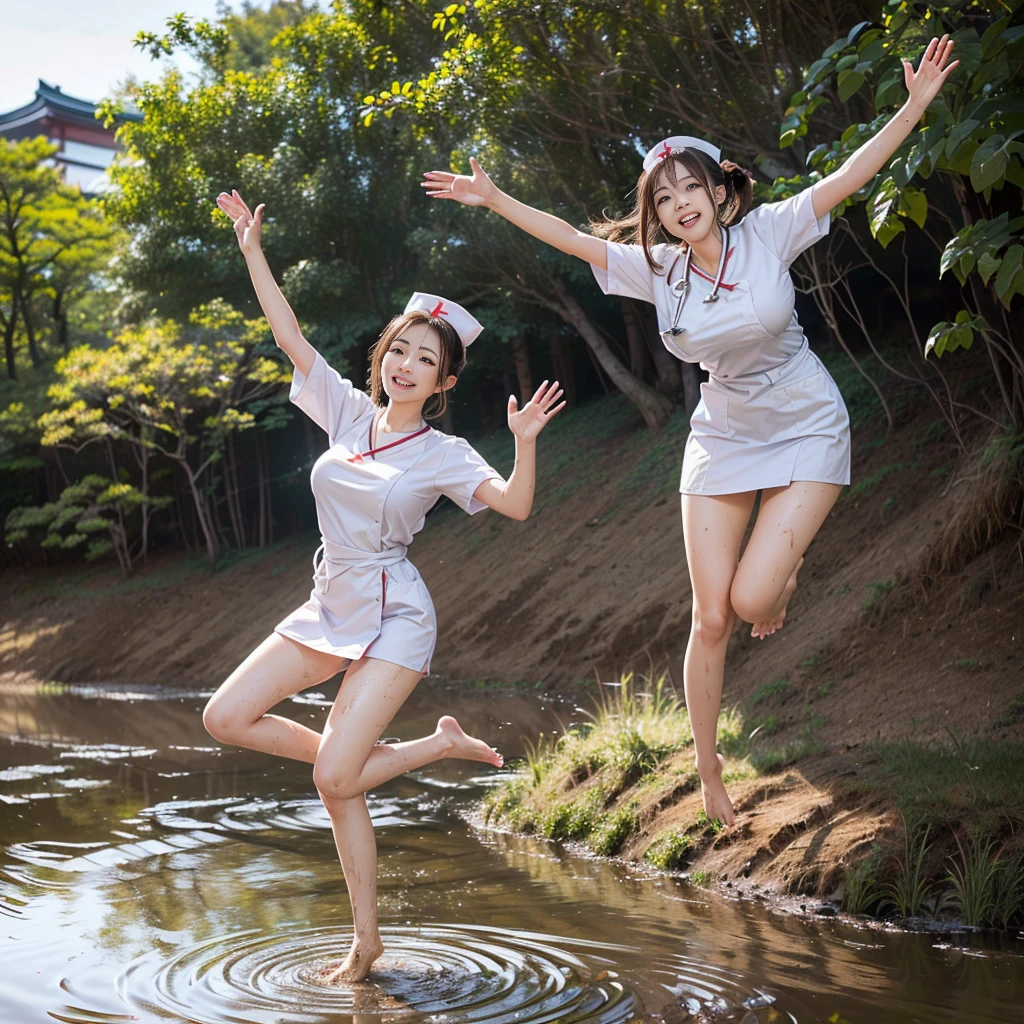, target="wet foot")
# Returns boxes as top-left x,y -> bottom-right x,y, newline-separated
437,715 -> 504,767
323,934 -> 385,984
751,557 -> 803,640
698,753 -> 735,828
